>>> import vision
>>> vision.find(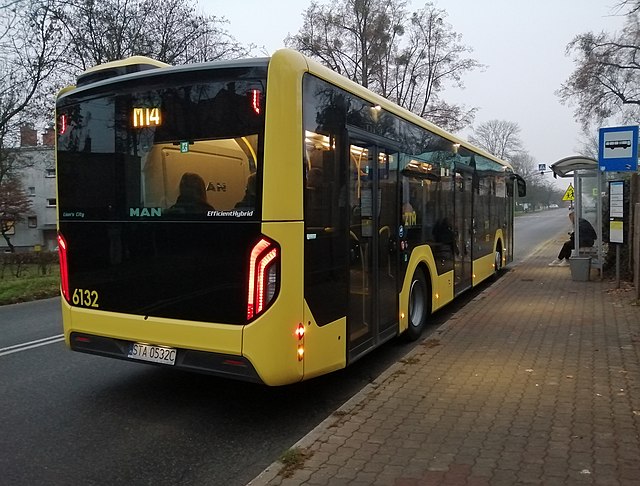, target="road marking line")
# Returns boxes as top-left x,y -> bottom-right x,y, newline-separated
0,334 -> 64,357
